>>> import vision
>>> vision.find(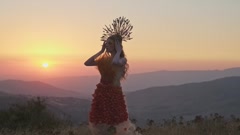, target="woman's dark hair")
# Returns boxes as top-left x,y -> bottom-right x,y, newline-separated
108,34 -> 129,79
108,34 -> 122,42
